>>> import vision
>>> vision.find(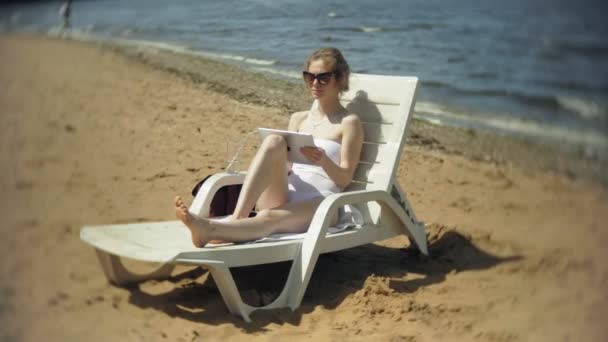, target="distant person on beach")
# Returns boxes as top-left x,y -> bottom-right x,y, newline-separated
58,0 -> 72,38
174,47 -> 364,247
